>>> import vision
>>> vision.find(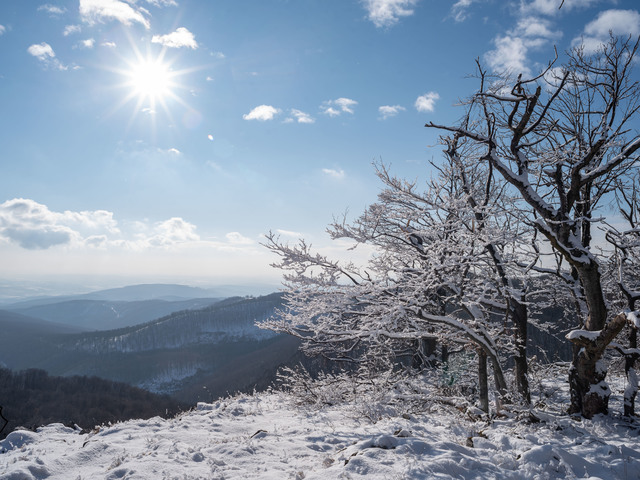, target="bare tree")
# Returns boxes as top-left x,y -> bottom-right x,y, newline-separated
606,173 -> 640,416
427,36 -> 640,418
